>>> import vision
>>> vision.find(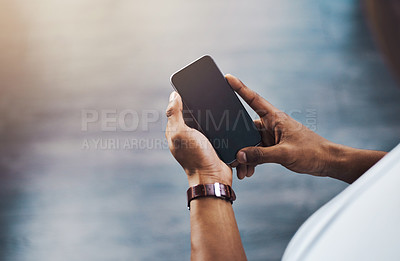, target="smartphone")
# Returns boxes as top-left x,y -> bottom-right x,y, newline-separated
170,55 -> 261,164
